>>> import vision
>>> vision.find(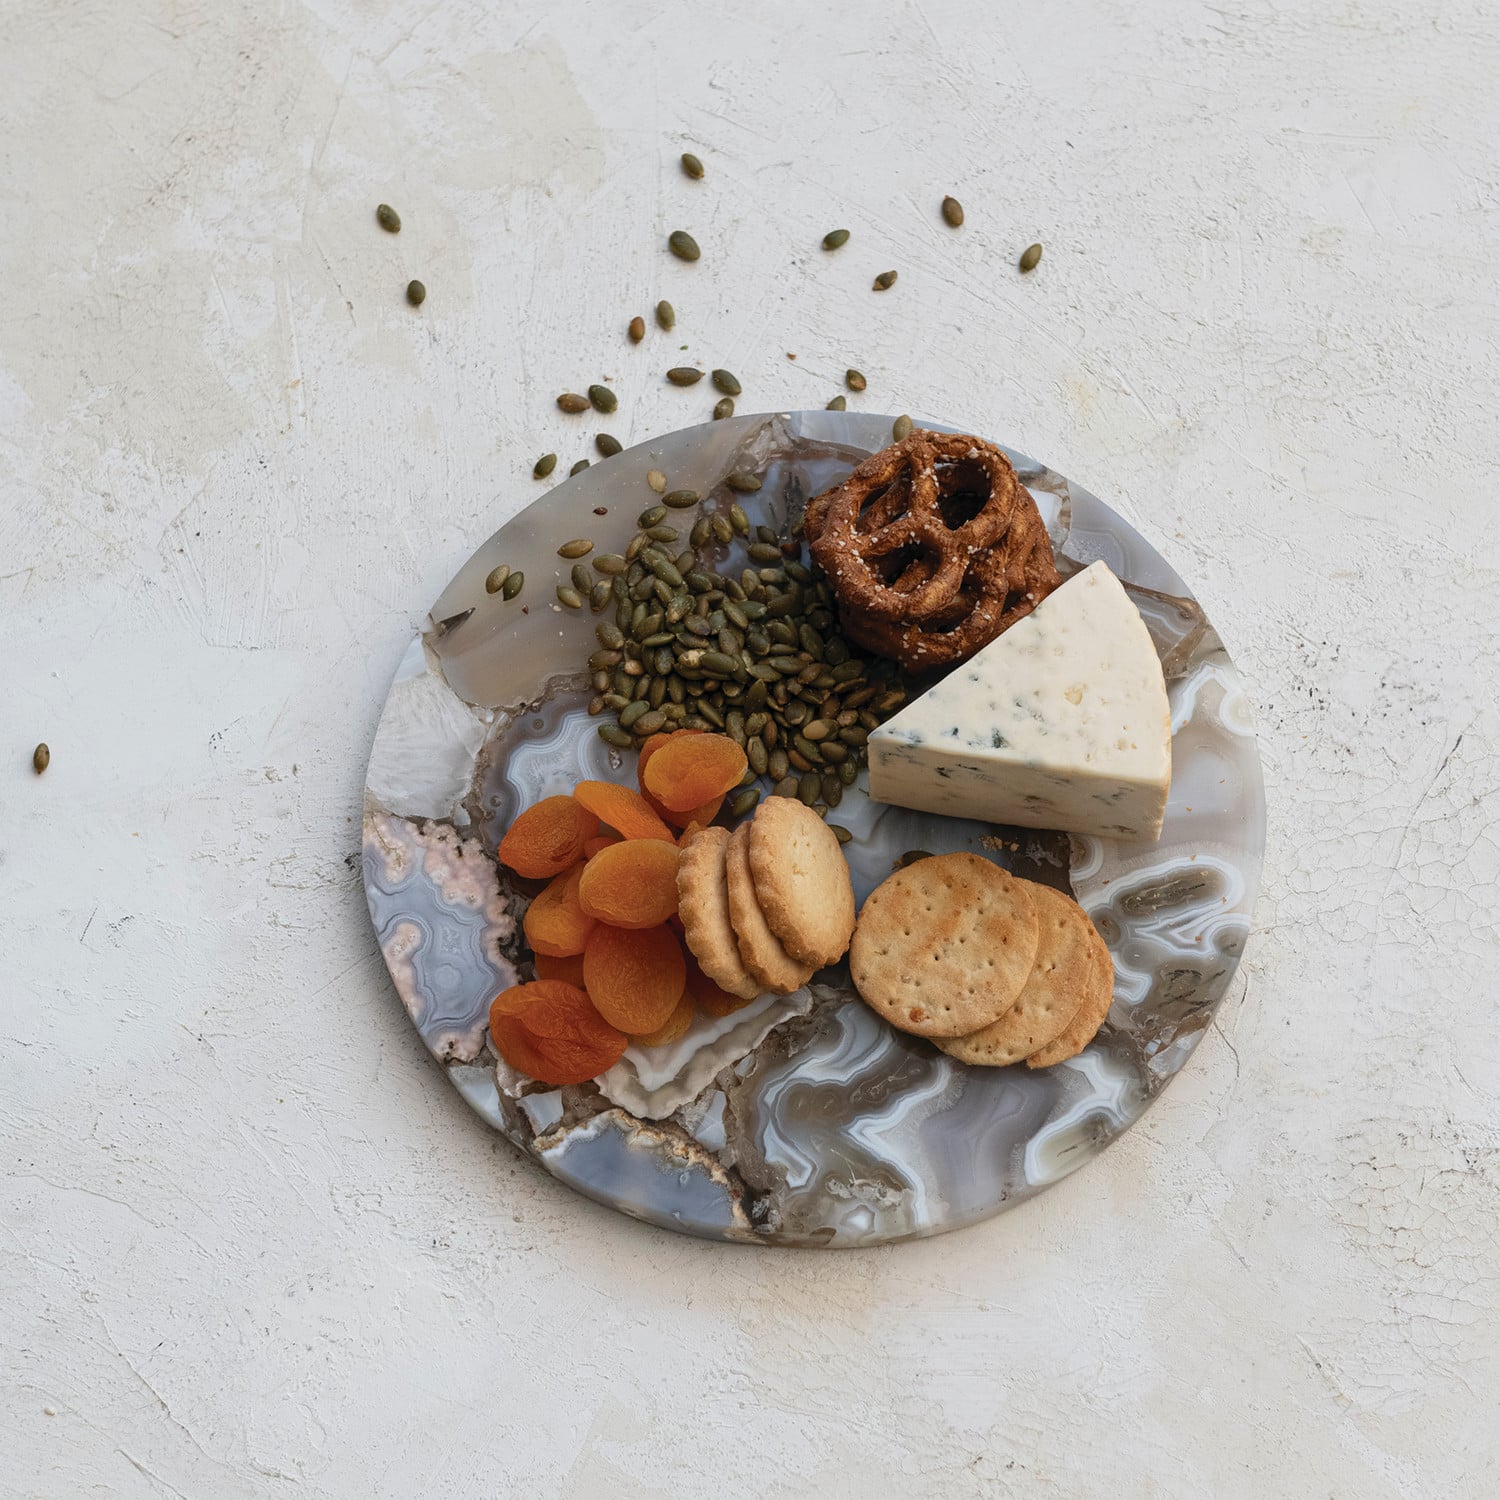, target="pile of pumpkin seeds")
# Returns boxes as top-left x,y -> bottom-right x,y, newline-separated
584,493 -> 905,819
